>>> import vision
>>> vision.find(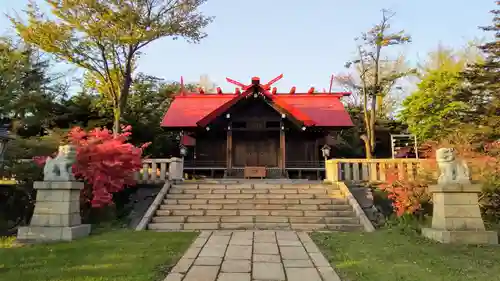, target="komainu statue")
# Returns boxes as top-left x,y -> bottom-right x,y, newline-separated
436,147 -> 471,185
43,145 -> 77,181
